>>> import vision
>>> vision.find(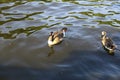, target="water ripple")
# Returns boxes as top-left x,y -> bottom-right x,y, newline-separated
0,1 -> 120,80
